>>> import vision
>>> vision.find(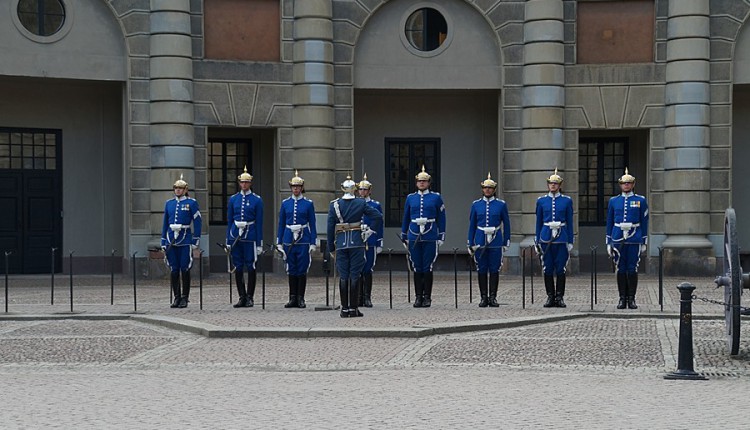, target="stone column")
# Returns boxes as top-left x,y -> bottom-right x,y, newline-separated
291,0 -> 335,210
147,0 -> 196,270
662,0 -> 713,273
520,0 -> 565,246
